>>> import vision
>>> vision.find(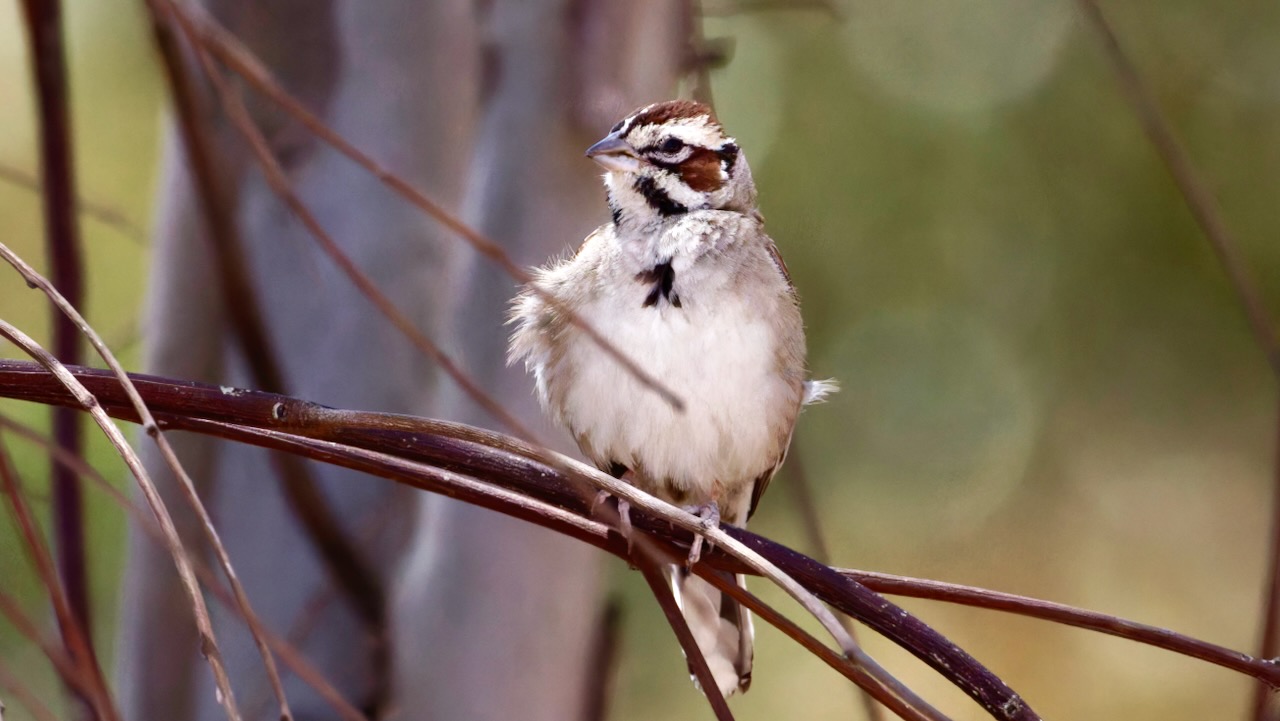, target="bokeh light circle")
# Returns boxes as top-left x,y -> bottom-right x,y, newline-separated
843,0 -> 1074,116
815,307 -> 1040,537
